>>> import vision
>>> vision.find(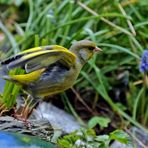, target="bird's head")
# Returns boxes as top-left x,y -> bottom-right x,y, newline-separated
69,40 -> 102,64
